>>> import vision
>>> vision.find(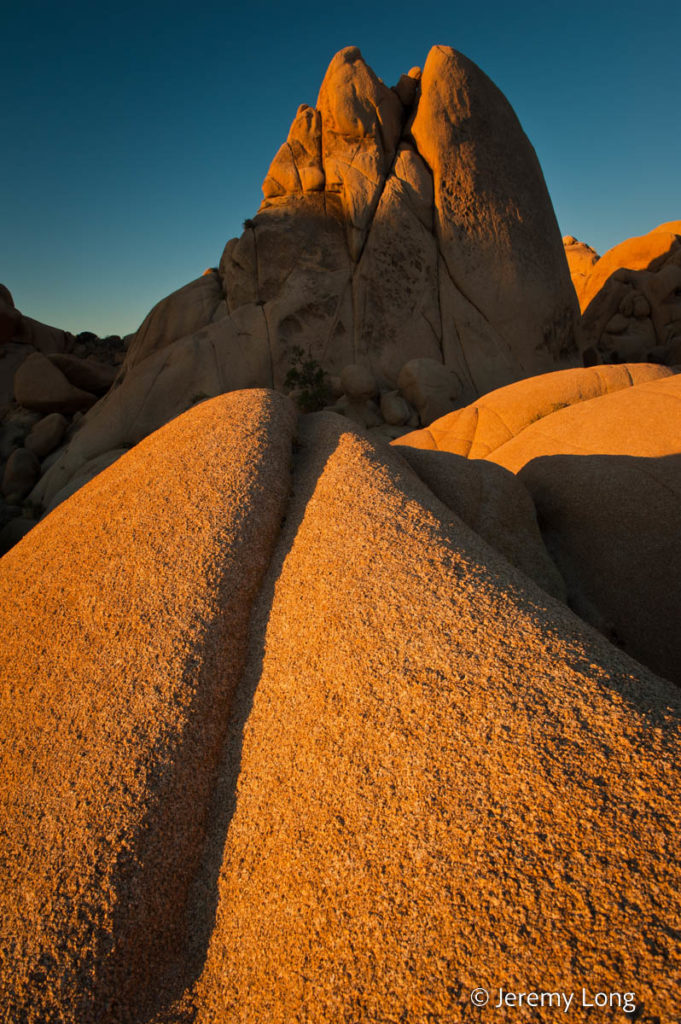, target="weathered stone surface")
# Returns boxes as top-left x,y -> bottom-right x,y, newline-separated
17,315 -> 73,355
32,44 -> 584,510
30,316 -> 274,507
188,412 -> 680,1024
43,448 -> 130,514
402,366 -> 681,684
340,363 -> 377,400
580,228 -> 681,312
263,104 -> 325,198
396,363 -> 673,457
351,142 -> 444,381
24,412 -> 68,458
14,352 -> 96,414
2,447 -> 40,502
395,444 -> 566,600
563,235 -> 600,308
0,390 -> 297,1023
2,395 -> 680,1020
488,374 -> 681,685
124,271 -> 225,371
411,46 -> 581,395
315,46 -> 403,261
380,389 -> 412,425
0,342 -> 36,409
221,192 -> 355,388
397,357 -> 463,425
574,224 -> 681,364
49,353 -> 117,394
